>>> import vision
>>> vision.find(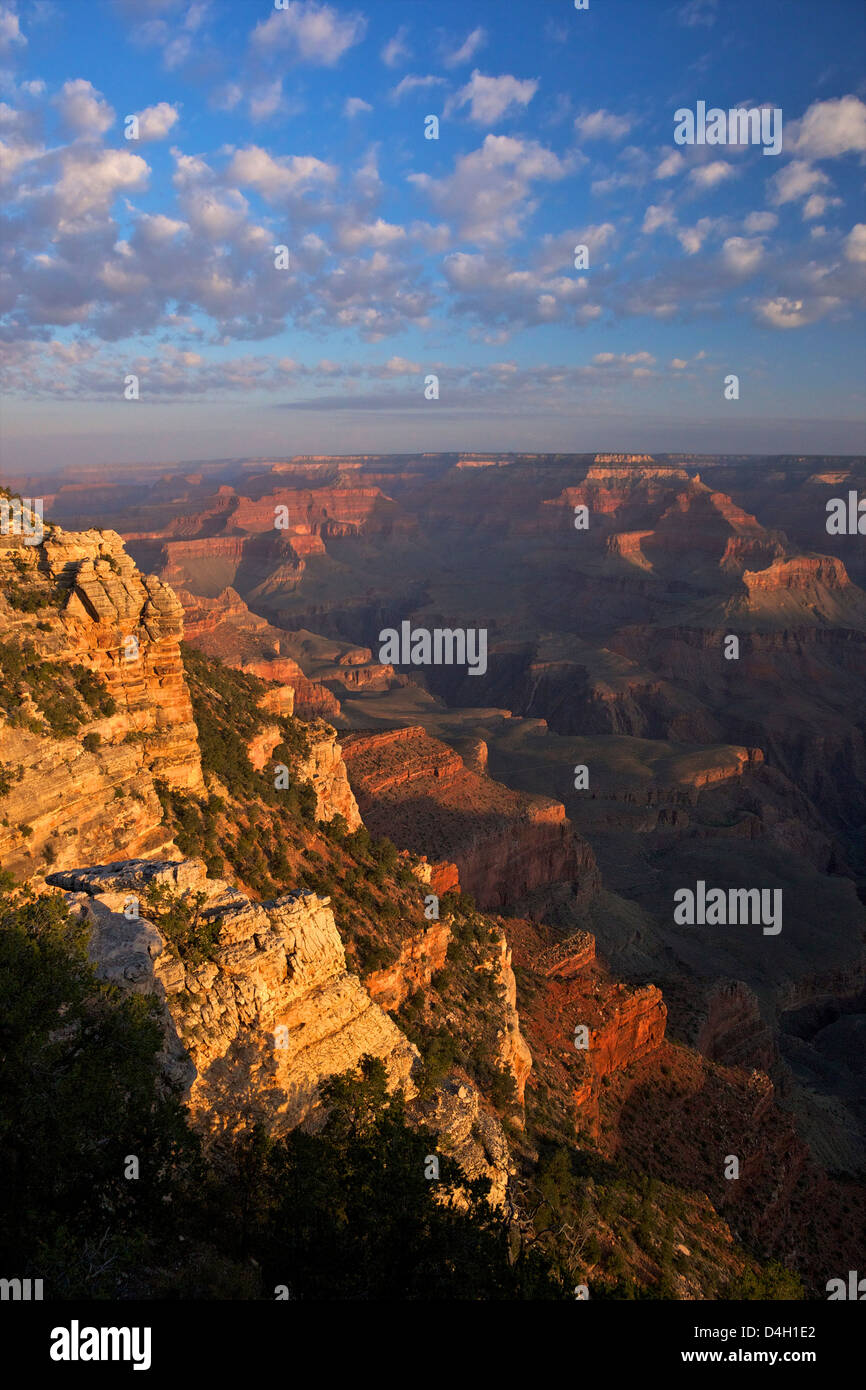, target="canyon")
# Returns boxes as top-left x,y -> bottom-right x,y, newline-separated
3,452 -> 865,1298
